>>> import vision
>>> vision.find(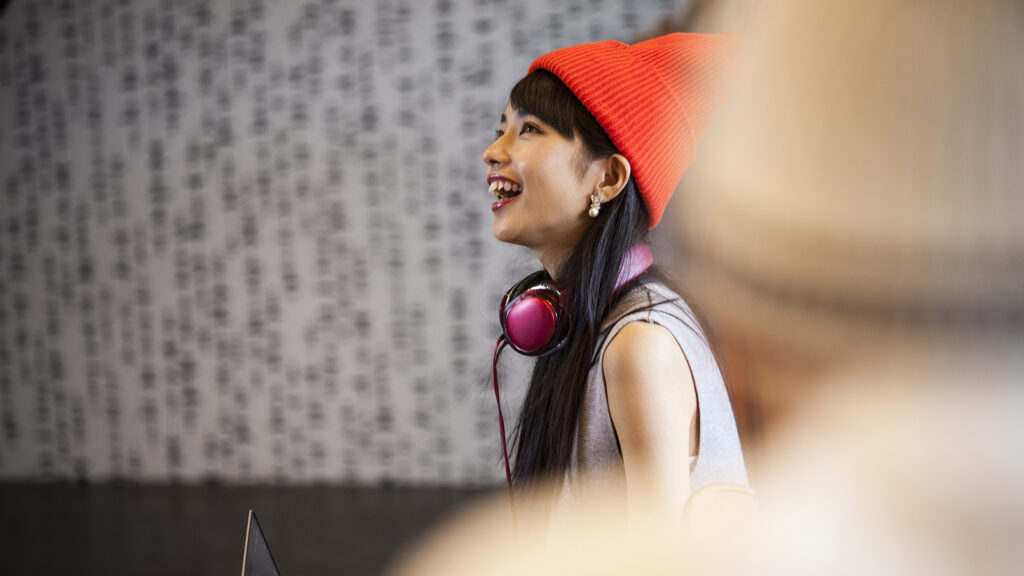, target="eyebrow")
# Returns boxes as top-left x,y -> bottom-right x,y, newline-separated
499,110 -> 535,125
